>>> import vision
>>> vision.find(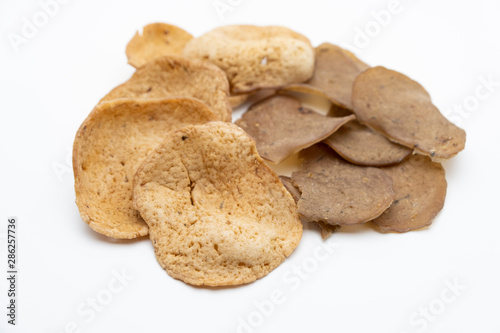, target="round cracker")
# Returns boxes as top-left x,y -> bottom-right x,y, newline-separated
235,95 -> 355,163
133,122 -> 302,286
291,145 -> 395,226
307,43 -> 369,109
101,55 -> 232,122
73,98 -> 218,239
126,23 -> 193,68
352,66 -> 466,161
183,25 -> 315,93
323,119 -> 412,166
372,154 -> 447,232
